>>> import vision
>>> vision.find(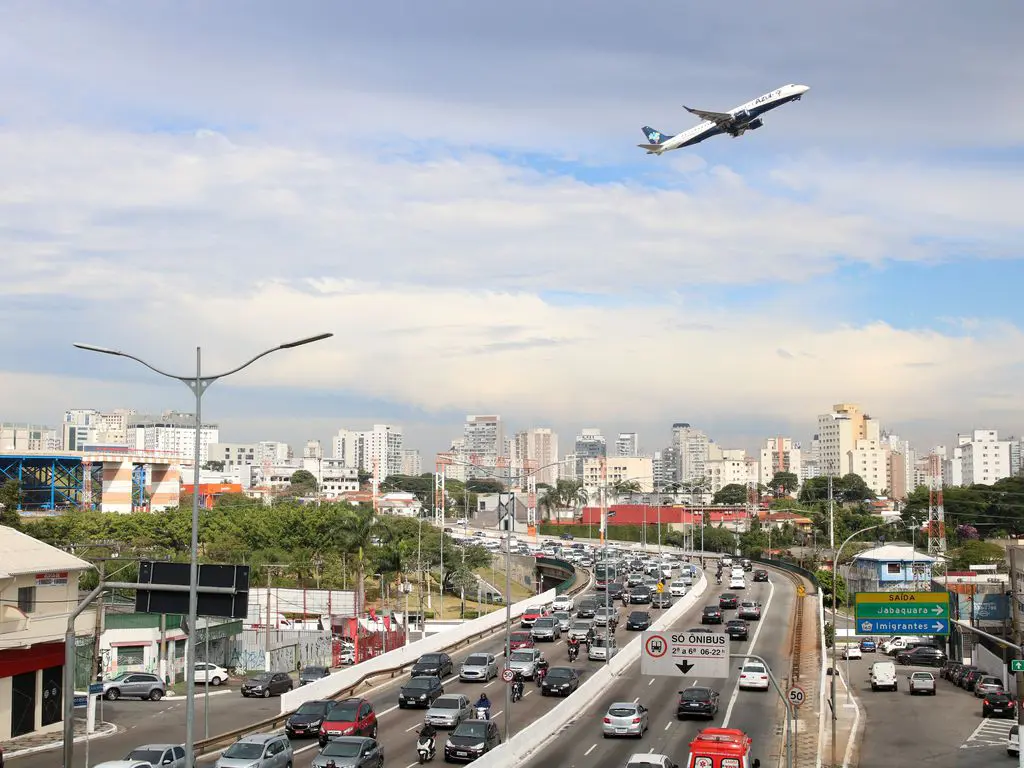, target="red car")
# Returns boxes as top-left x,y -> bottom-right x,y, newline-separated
520,607 -> 547,628
510,631 -> 535,650
318,697 -> 377,746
